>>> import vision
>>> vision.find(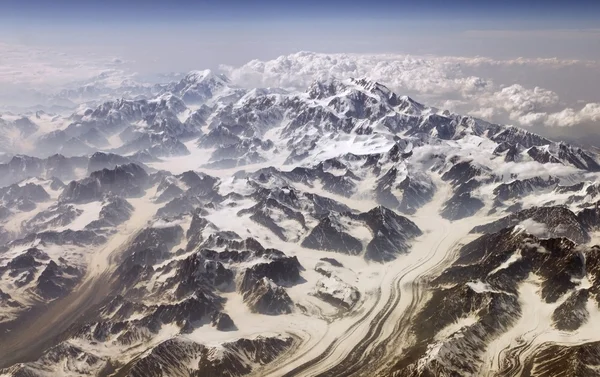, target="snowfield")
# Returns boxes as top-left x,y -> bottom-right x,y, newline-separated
1,71 -> 600,377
